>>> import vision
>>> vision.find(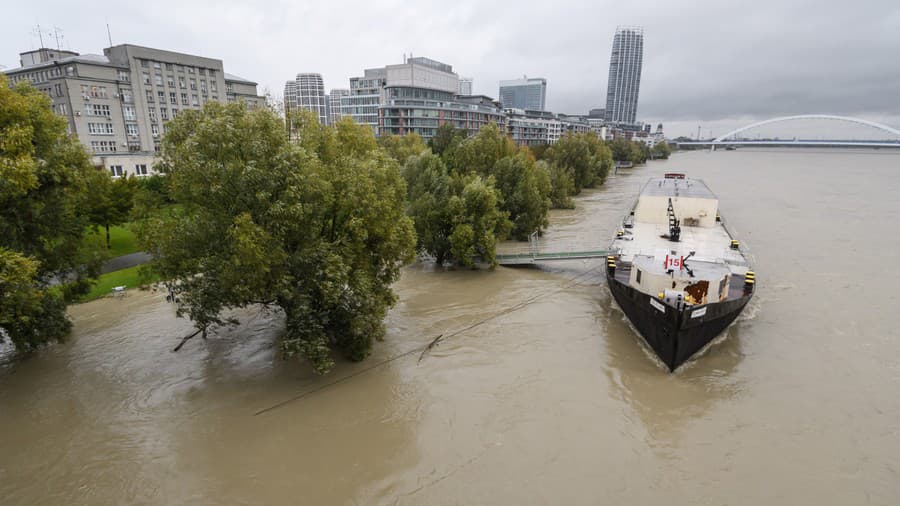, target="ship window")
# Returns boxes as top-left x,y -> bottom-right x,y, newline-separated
719,276 -> 727,299
636,269 -> 642,284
